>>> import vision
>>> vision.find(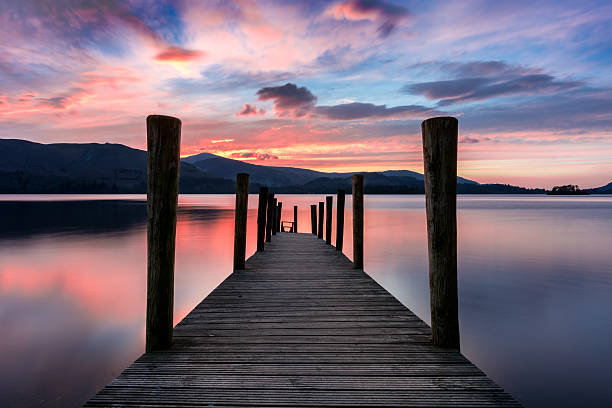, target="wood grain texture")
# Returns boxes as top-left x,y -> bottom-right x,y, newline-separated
265,193 -> 274,242
257,187 -> 268,251
272,198 -> 278,235
233,173 -> 249,270
318,201 -> 324,239
352,174 -> 364,269
336,189 -> 345,251
145,115 -> 181,352
422,116 -> 460,349
310,204 -> 317,235
325,195 -> 333,244
88,233 -> 519,407
277,202 -> 283,233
